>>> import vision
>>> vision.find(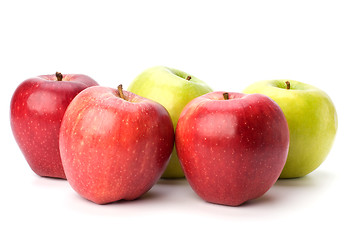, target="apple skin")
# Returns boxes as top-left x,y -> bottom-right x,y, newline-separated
10,73 -> 98,179
243,80 -> 338,178
175,91 -> 290,206
128,66 -> 213,178
59,86 -> 174,204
